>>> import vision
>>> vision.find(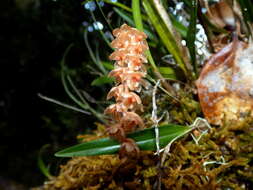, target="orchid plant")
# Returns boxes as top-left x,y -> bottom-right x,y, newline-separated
40,0 -> 253,189
54,0 -> 253,158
